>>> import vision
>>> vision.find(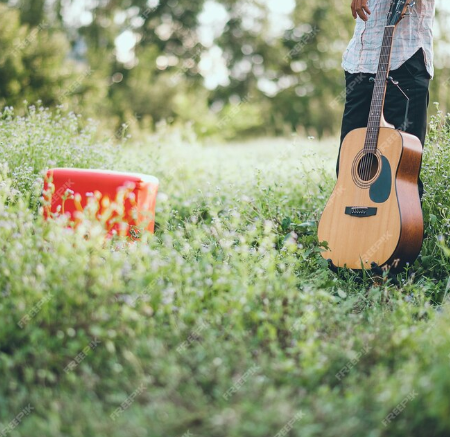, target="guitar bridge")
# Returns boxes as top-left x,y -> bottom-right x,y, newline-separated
345,206 -> 377,217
